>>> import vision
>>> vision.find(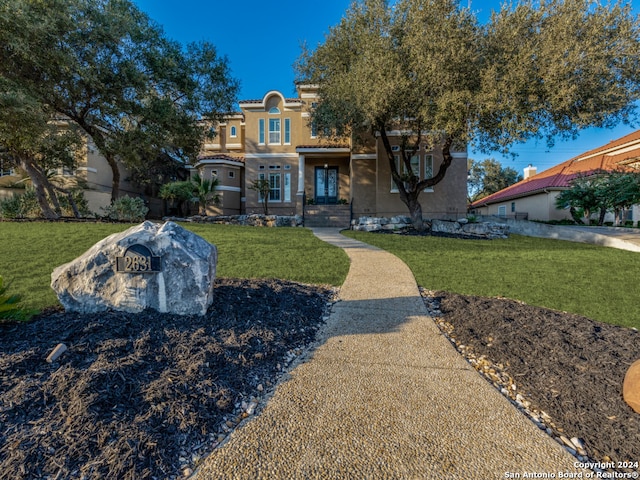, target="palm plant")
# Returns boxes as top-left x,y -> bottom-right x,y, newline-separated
191,173 -> 220,216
